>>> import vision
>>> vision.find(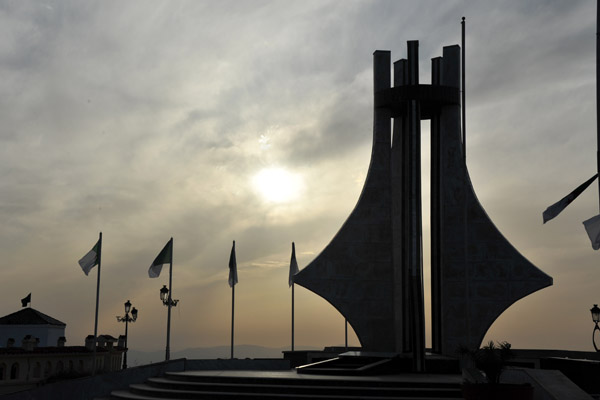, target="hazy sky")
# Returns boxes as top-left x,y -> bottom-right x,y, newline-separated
1,0 -> 599,354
